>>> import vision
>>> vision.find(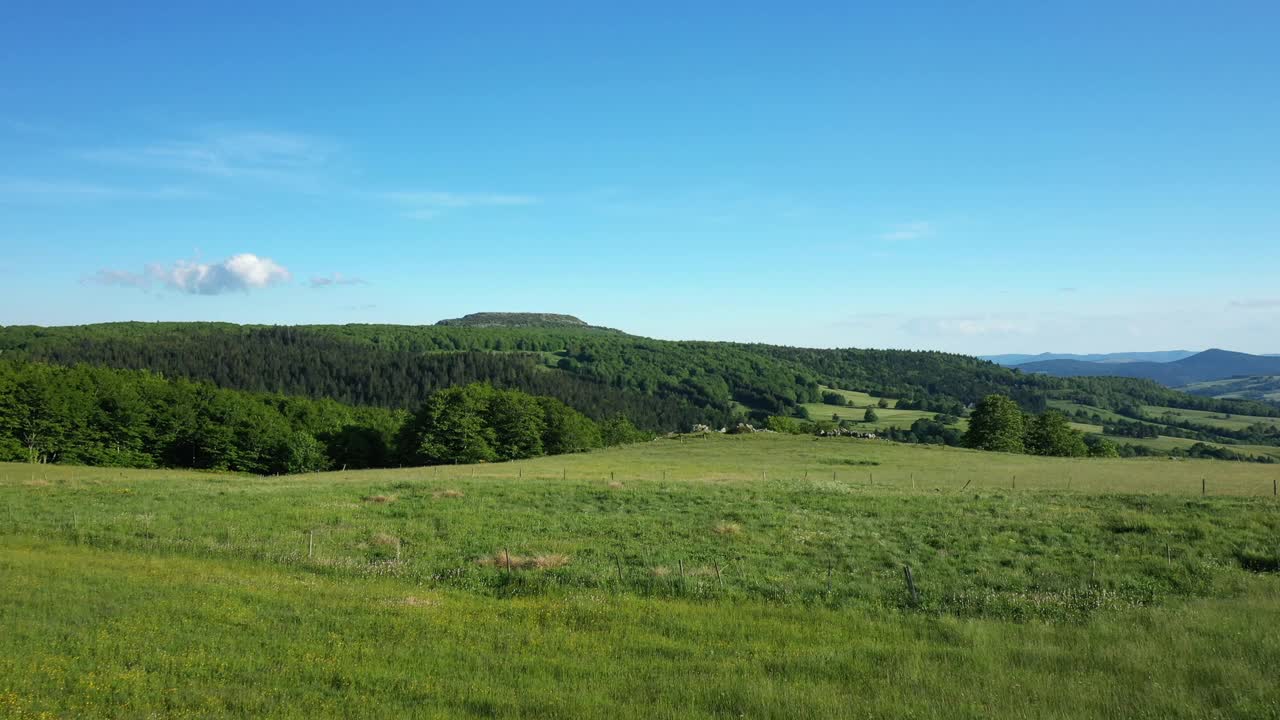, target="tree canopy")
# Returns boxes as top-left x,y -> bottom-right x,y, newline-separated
965,395 -> 1027,453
